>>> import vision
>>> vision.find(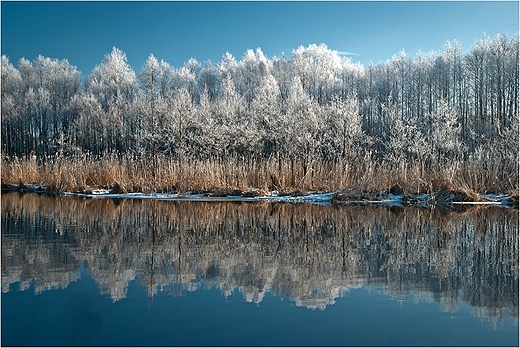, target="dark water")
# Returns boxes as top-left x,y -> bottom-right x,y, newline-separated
1,193 -> 518,347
